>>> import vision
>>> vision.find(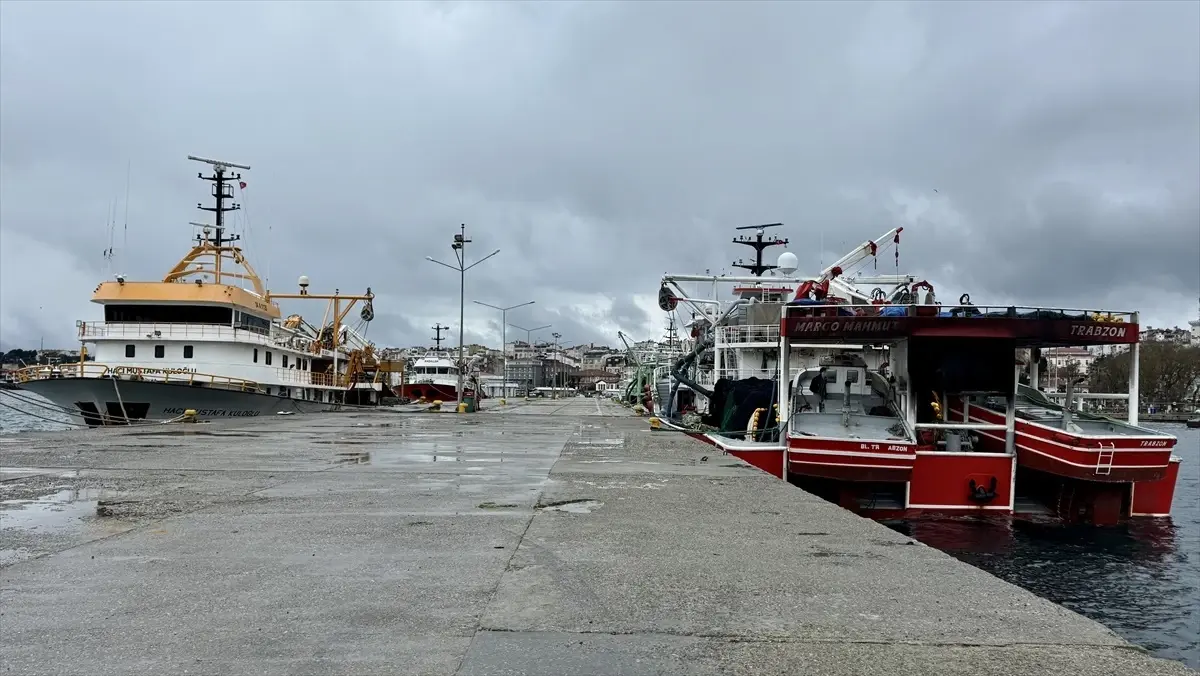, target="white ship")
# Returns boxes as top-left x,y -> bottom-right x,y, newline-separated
14,155 -> 402,426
